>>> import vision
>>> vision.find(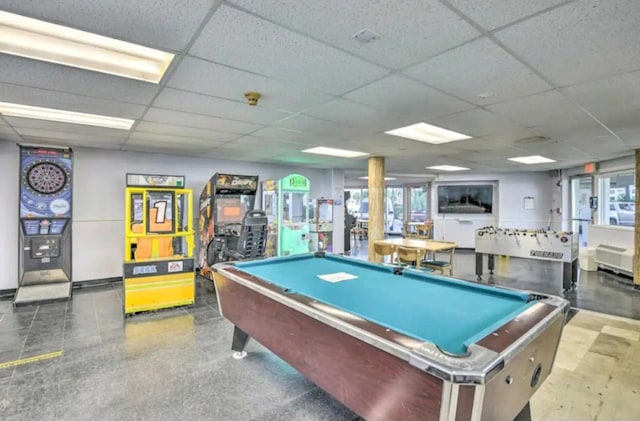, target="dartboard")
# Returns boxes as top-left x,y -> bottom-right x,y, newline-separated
26,162 -> 68,195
